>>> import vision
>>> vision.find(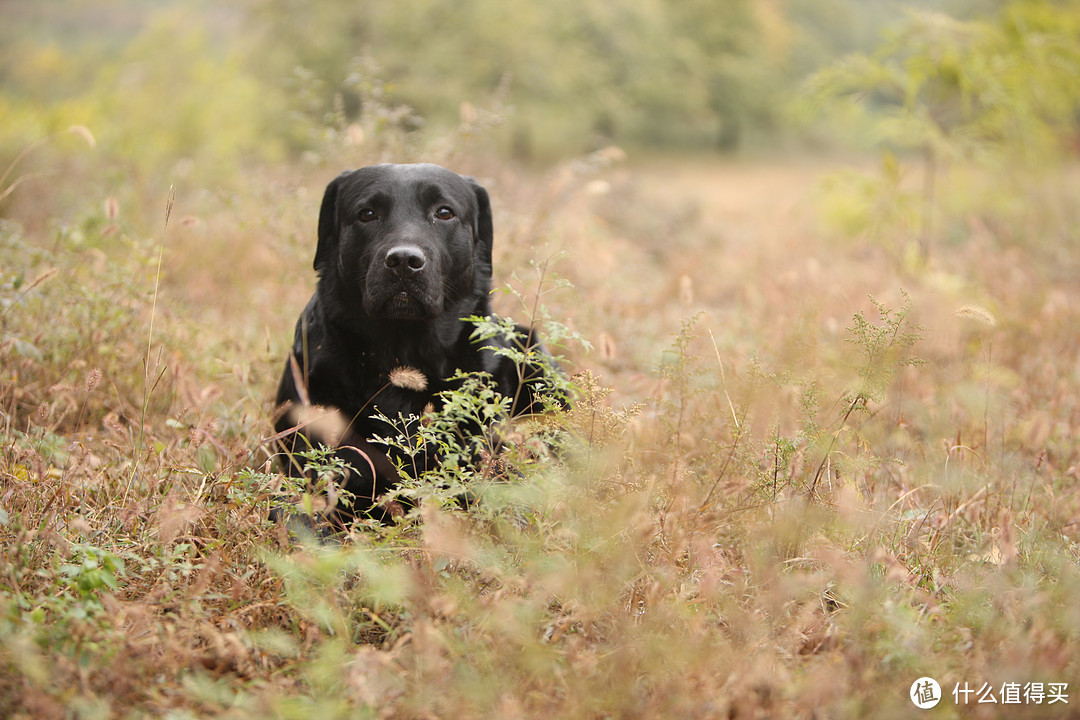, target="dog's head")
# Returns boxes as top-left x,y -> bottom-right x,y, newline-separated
313,163 -> 494,323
